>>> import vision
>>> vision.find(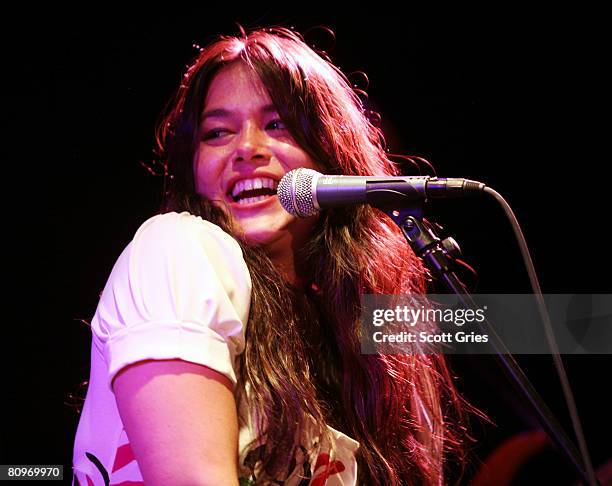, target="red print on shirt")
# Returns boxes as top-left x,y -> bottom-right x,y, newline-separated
112,442 -> 136,473
109,441 -> 144,486
311,452 -> 346,486
77,443 -> 144,486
